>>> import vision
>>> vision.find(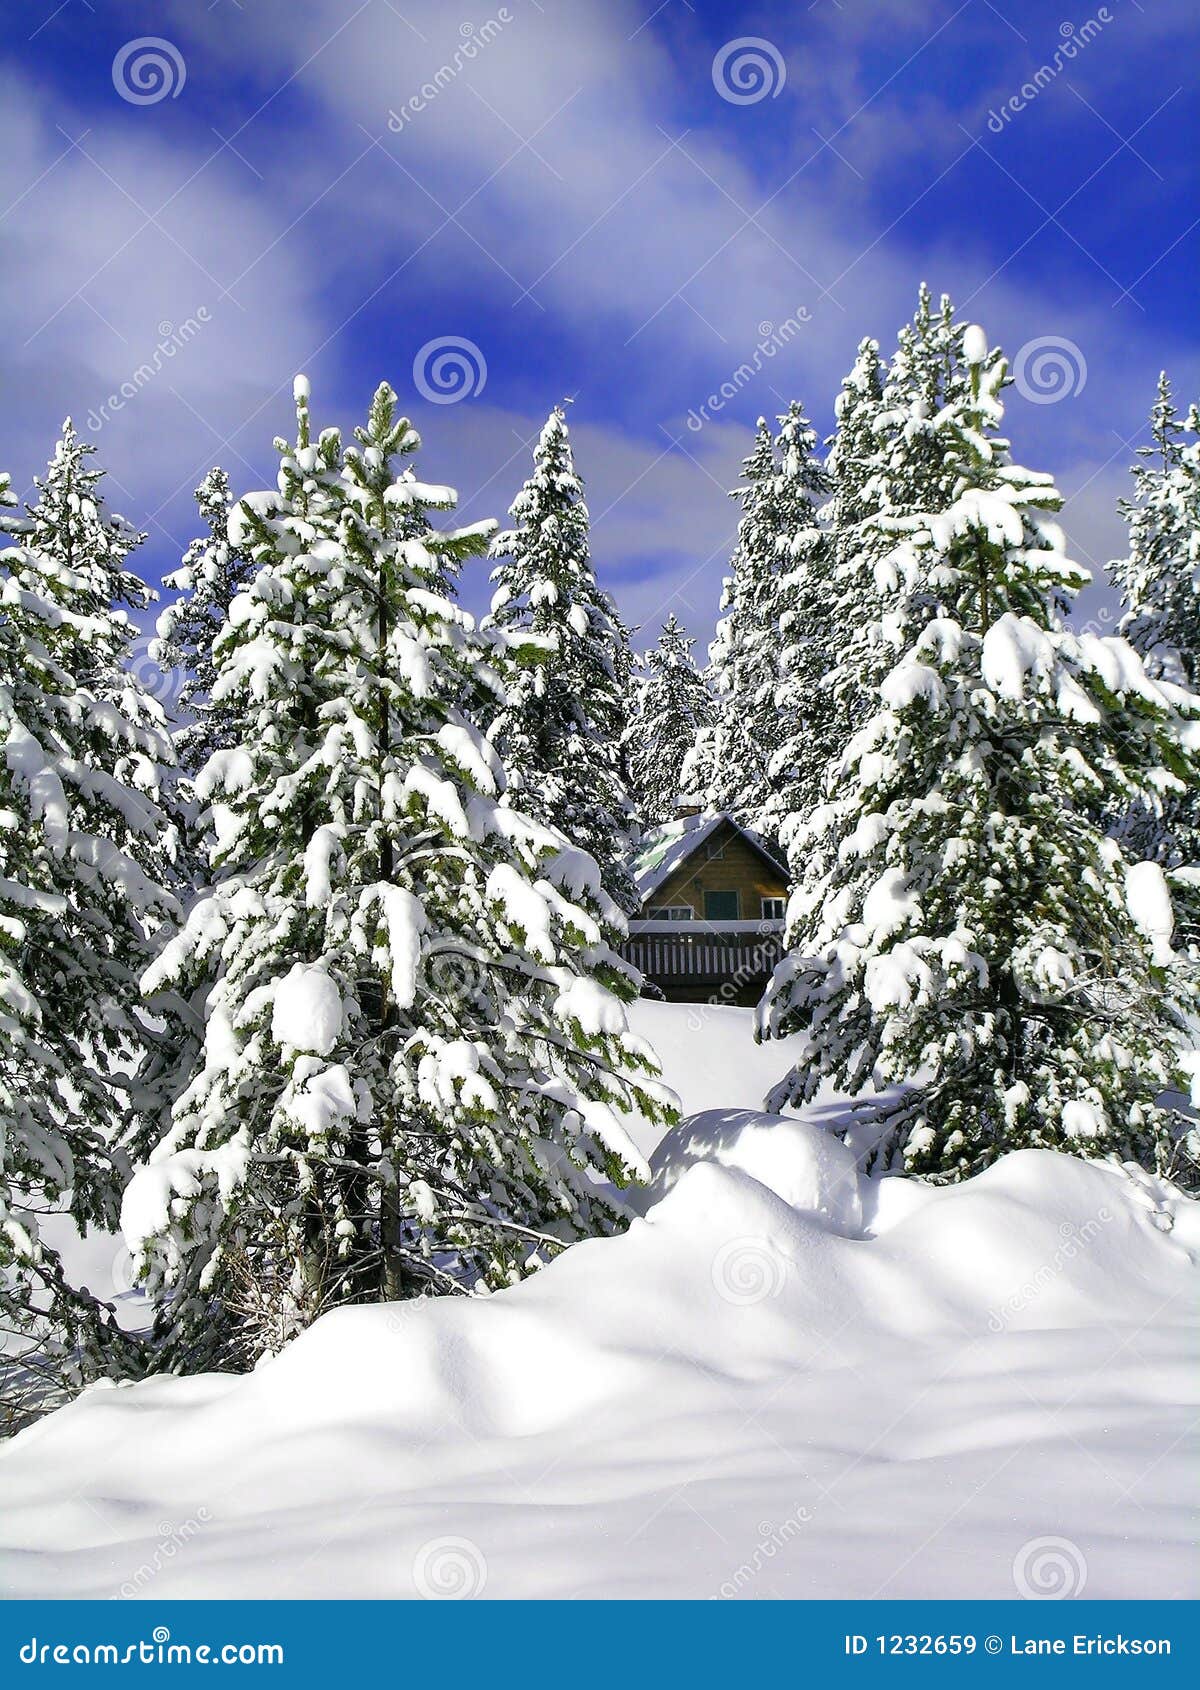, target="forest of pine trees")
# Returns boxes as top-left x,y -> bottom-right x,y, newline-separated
2,288 -> 1198,1422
